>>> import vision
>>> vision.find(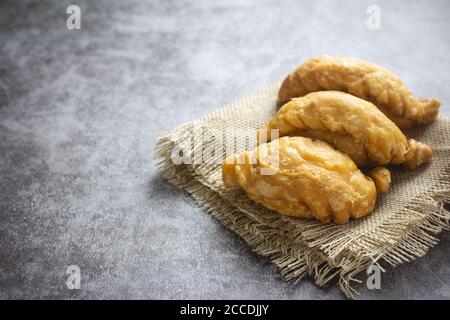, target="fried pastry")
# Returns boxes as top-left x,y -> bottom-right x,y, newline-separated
278,55 -> 440,128
222,136 -> 382,224
260,91 -> 433,170
367,167 -> 391,193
